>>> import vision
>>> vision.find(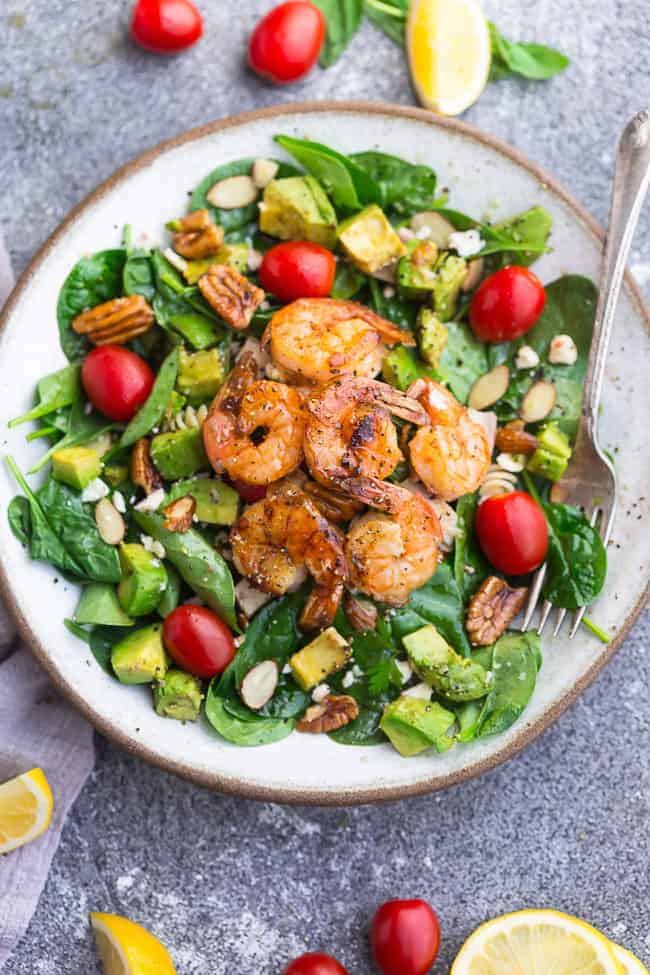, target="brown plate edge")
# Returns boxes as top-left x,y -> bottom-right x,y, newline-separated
0,100 -> 648,806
